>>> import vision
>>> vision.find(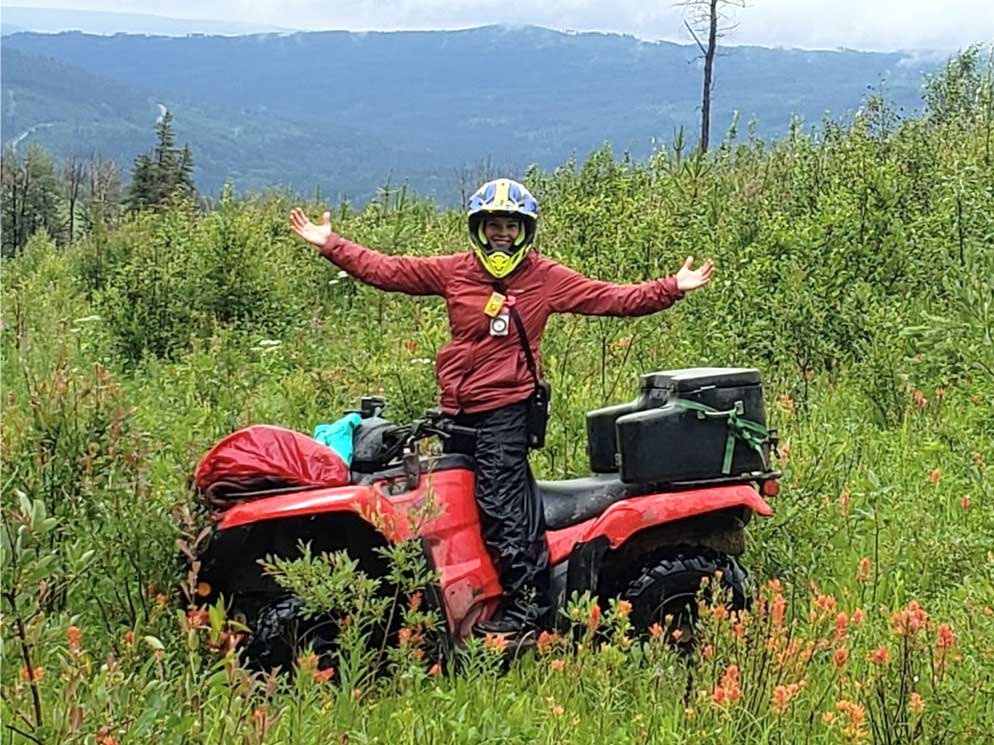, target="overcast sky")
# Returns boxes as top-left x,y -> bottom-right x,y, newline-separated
8,1 -> 994,52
